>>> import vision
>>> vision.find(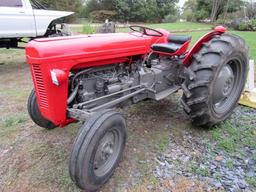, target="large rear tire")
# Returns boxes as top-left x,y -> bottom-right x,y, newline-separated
27,89 -> 57,129
181,34 -> 248,127
69,110 -> 127,191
